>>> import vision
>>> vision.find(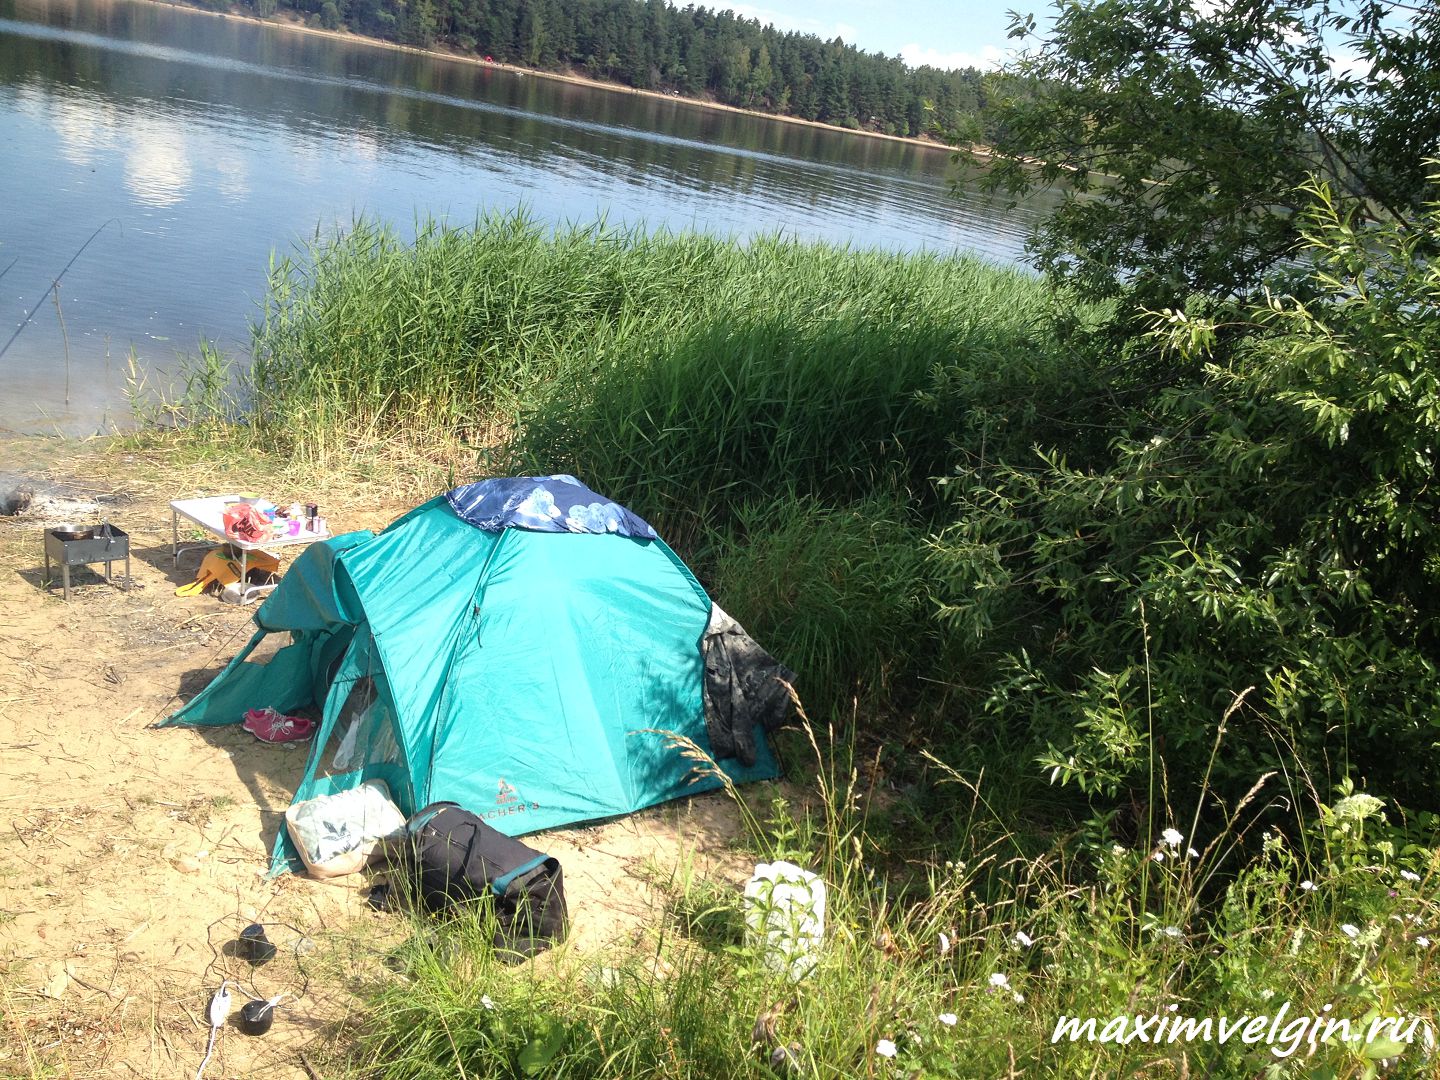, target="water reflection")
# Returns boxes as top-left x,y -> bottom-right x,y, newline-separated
123,115 -> 191,207
213,147 -> 250,202
45,91 -> 102,167
0,0 -> 1054,433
